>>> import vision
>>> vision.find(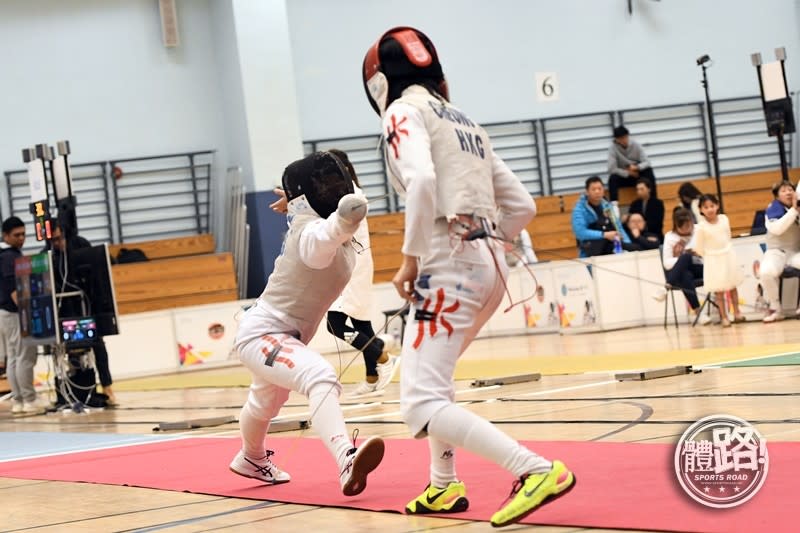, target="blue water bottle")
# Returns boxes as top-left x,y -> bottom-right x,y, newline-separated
613,235 -> 622,254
